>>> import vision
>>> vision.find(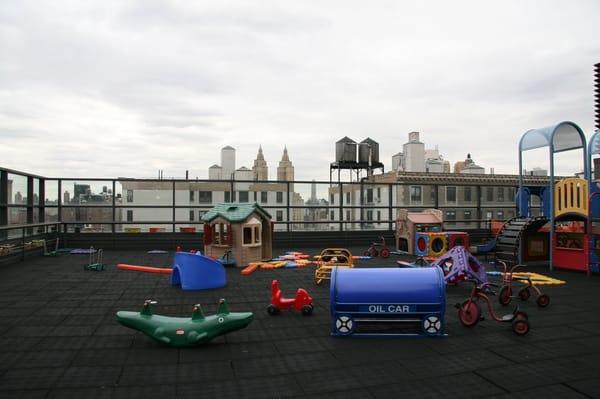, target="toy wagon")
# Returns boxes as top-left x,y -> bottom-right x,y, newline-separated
330,267 -> 446,337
